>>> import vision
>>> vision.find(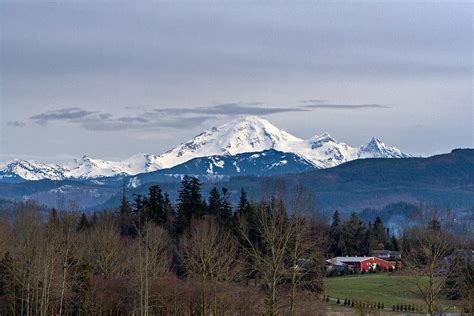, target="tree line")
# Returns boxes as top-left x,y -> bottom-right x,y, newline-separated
327,210 -> 399,258
0,176 -> 327,315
